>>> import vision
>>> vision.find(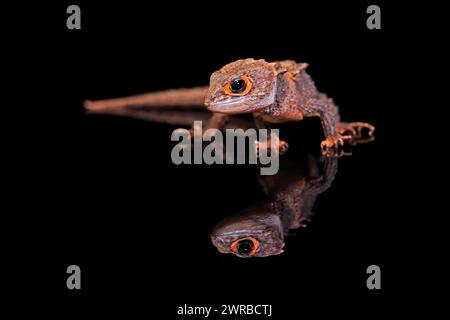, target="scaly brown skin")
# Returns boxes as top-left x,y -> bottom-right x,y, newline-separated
84,58 -> 375,156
